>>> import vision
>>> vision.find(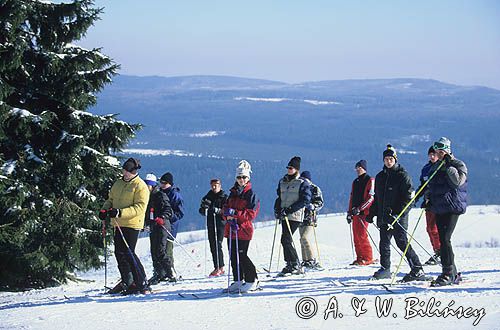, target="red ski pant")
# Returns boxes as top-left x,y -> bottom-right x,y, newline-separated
352,215 -> 373,262
425,210 -> 441,252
